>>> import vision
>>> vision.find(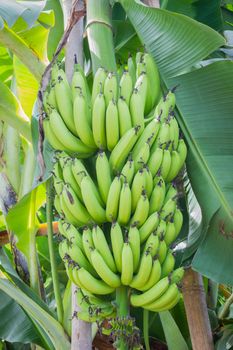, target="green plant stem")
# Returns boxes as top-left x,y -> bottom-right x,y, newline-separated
46,177 -> 64,324
86,0 -> 117,73
116,286 -> 129,350
0,26 -> 46,81
143,309 -> 150,350
218,292 -> 233,320
28,188 -> 41,296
